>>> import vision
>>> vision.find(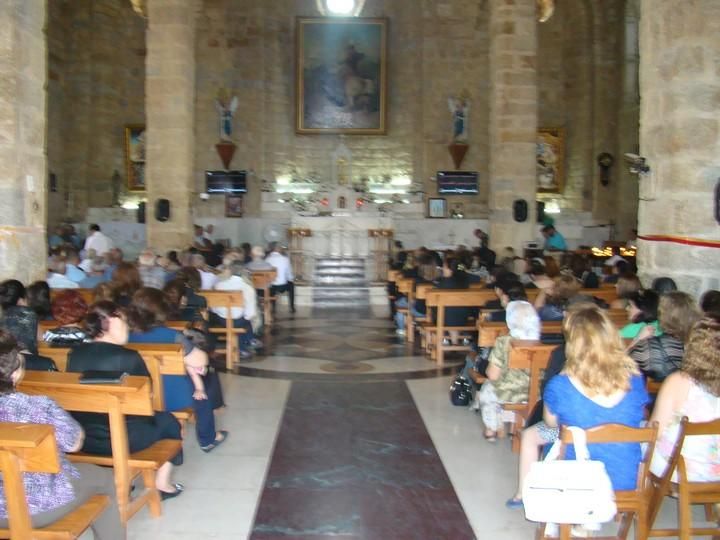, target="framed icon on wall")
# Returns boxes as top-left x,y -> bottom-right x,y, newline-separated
225,194 -> 243,218
427,198 -> 447,219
